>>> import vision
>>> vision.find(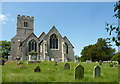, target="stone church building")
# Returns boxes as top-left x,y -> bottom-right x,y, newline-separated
10,15 -> 74,62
